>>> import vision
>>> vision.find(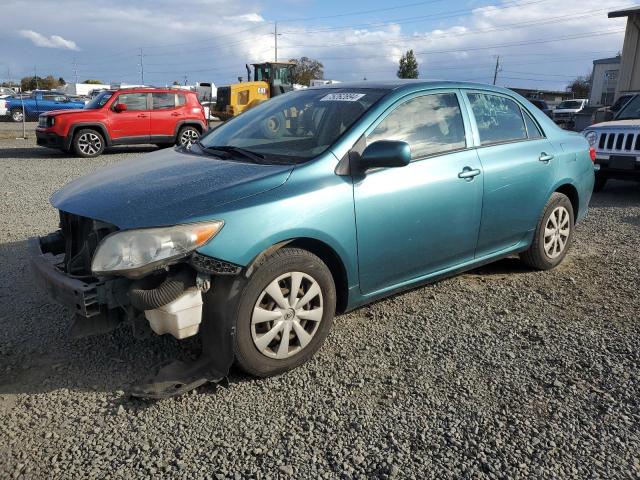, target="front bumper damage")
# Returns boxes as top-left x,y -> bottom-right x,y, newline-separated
29,230 -> 237,399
